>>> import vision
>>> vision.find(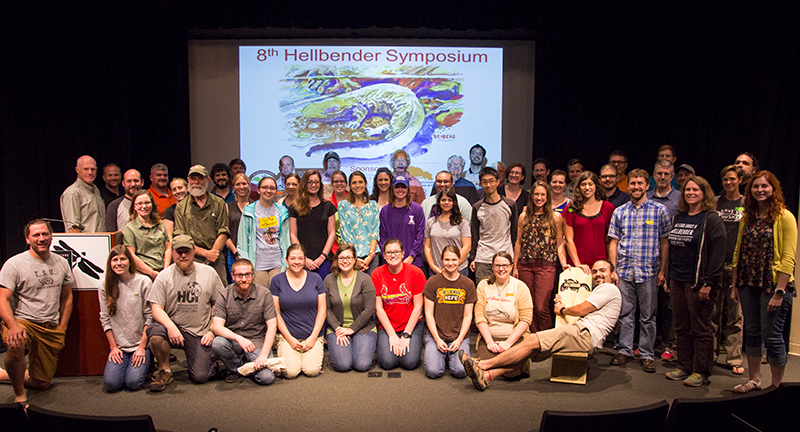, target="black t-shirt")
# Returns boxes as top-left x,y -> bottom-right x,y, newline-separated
162,204 -> 176,222
669,211 -> 706,283
716,195 -> 743,264
288,200 -> 337,259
